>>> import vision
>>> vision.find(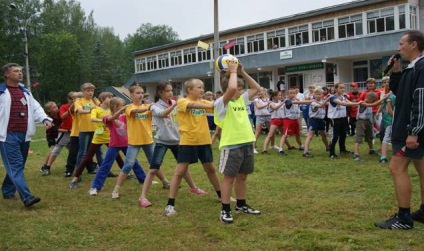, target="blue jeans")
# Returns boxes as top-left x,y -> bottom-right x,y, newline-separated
151,143 -> 178,169
76,132 -> 102,169
0,132 -> 34,203
121,143 -> 154,174
91,146 -> 146,189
